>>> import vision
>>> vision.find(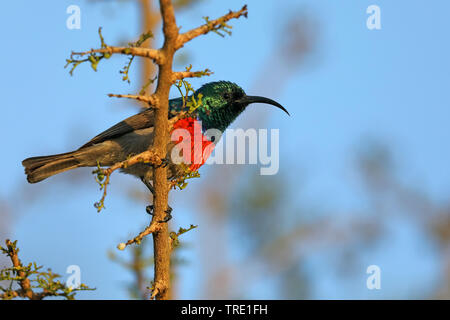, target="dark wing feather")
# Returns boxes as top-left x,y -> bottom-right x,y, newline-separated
78,97 -> 184,149
79,108 -> 155,149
